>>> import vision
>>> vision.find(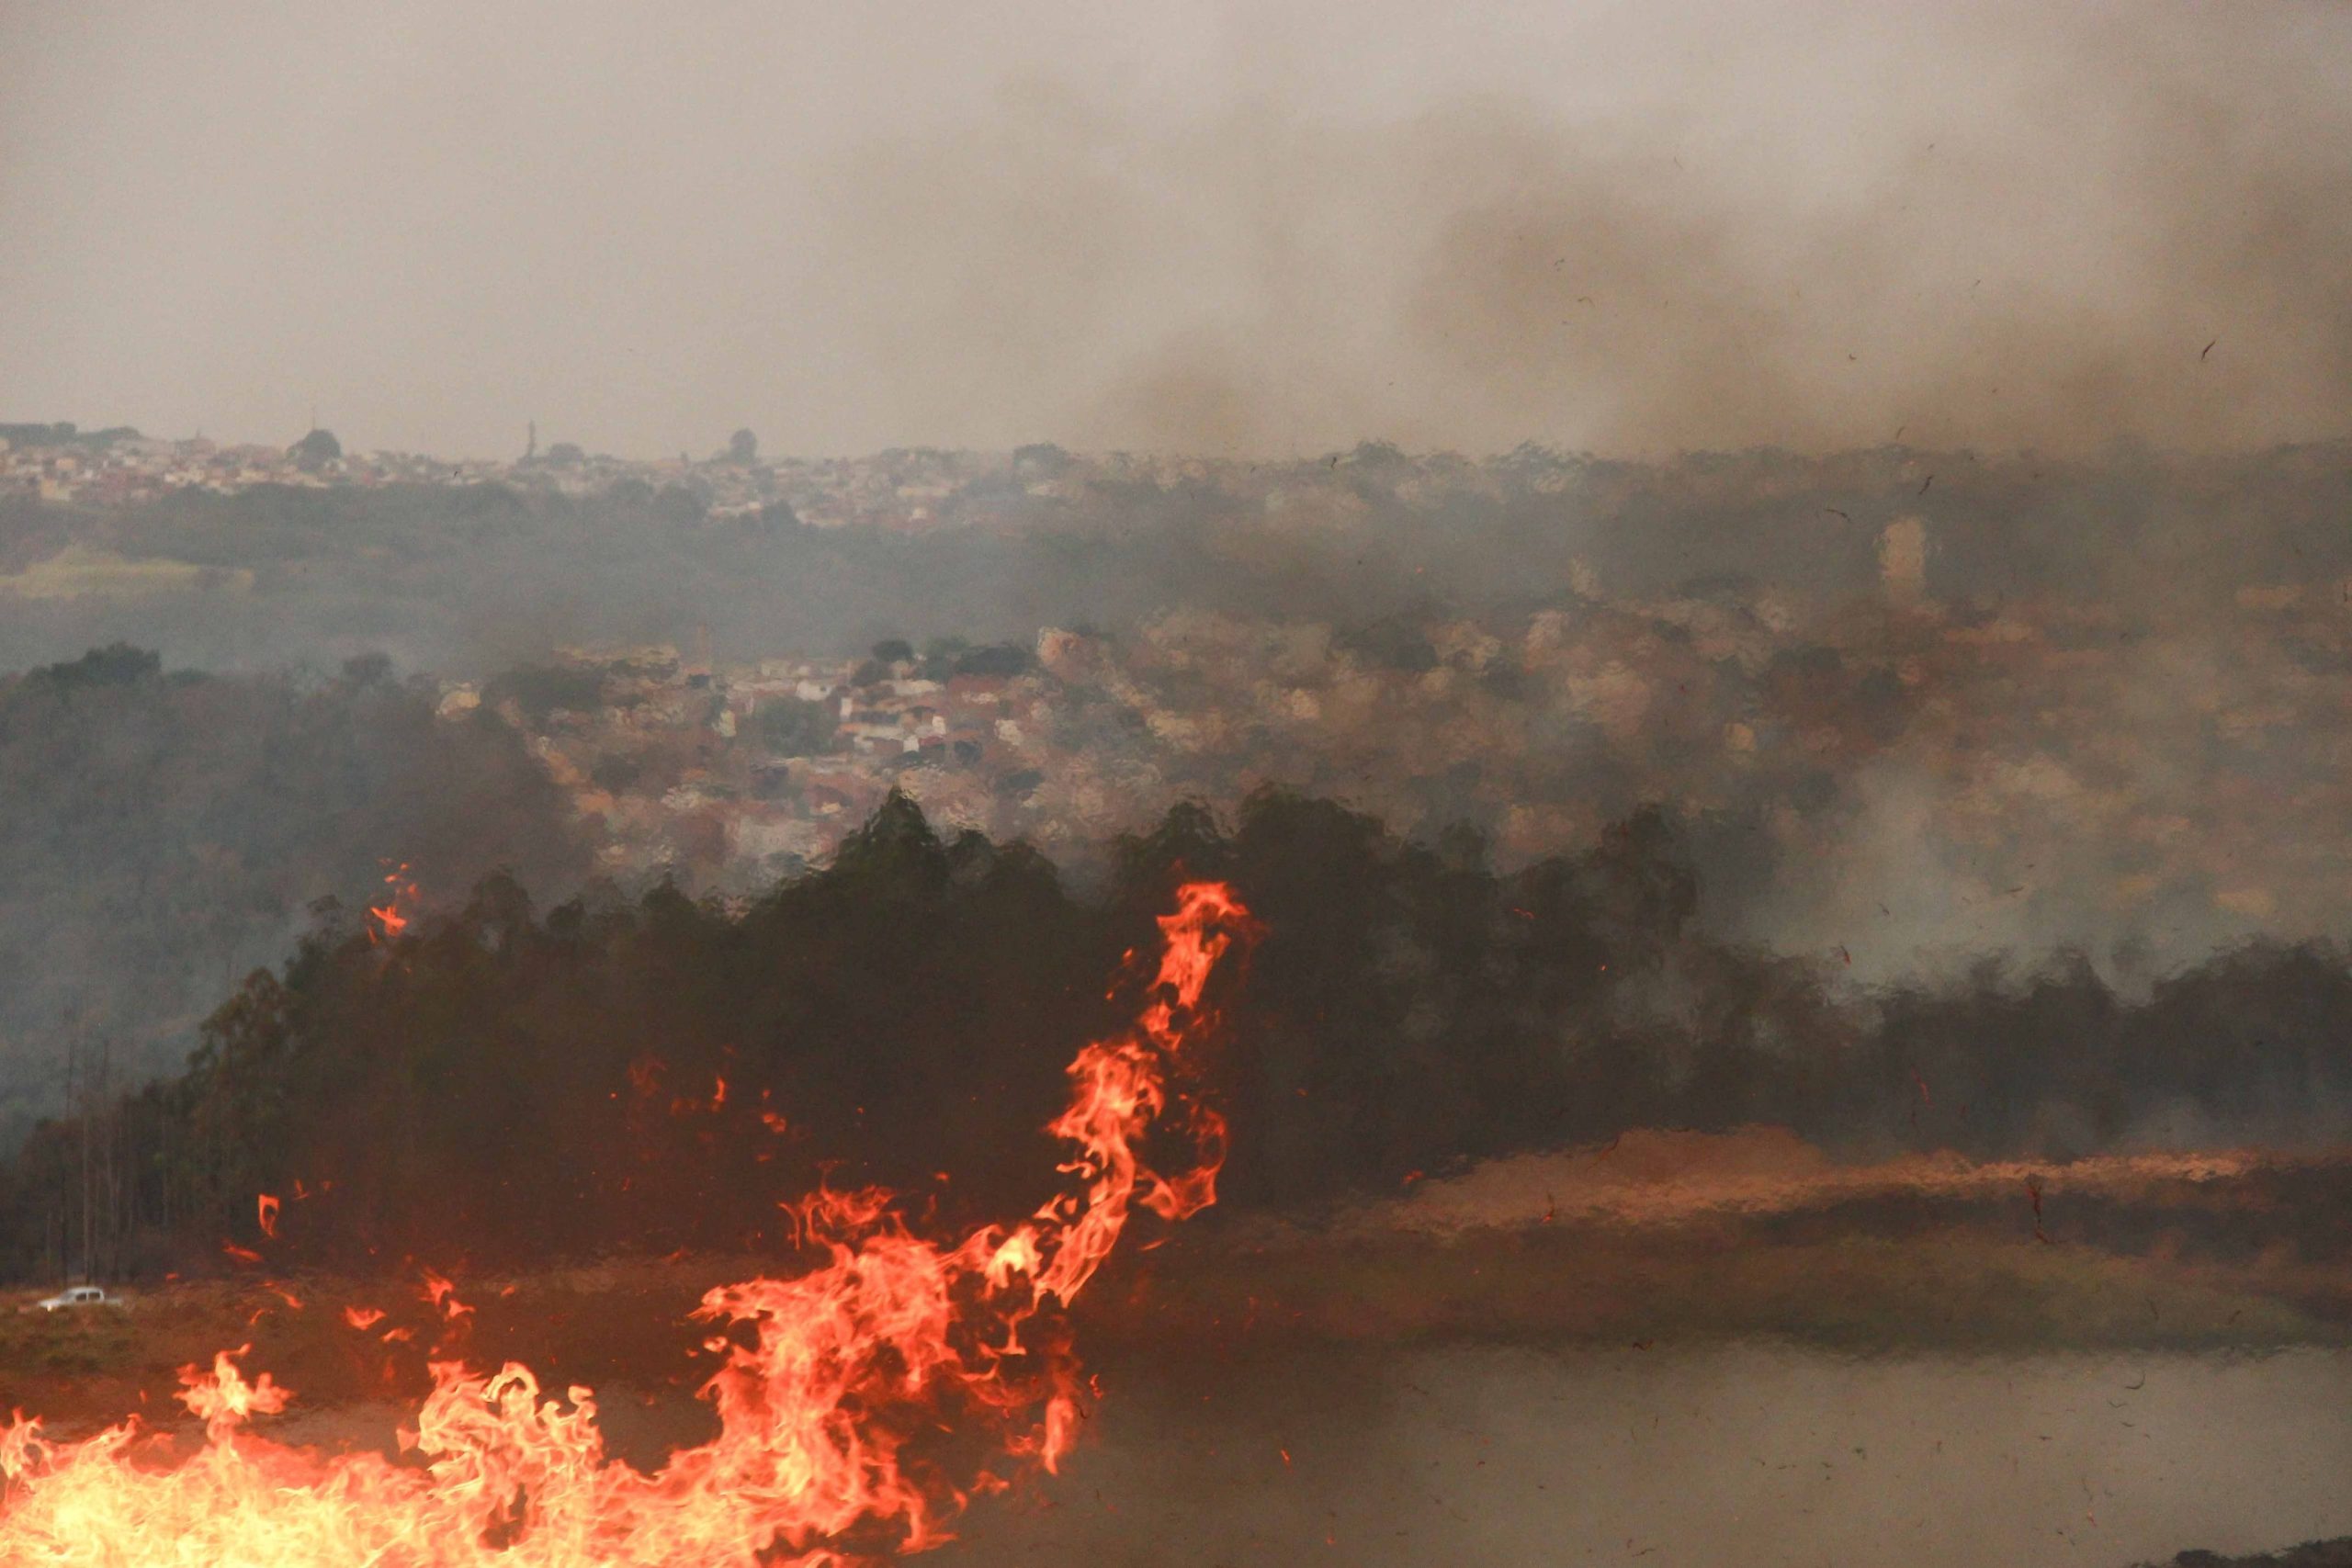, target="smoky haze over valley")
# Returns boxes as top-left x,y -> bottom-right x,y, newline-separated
14,11 -> 2352,1566
7,0 -> 2352,1140
5,0 -> 2352,458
